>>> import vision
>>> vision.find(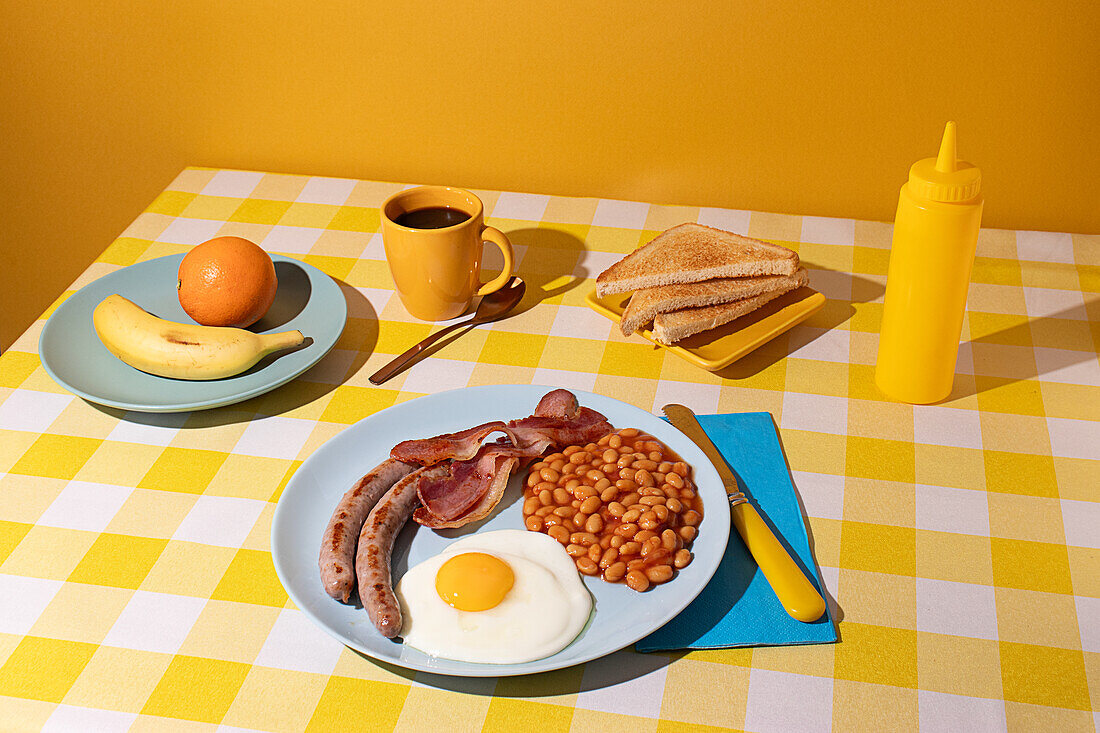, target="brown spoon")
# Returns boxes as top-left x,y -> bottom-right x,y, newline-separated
369,277 -> 527,385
